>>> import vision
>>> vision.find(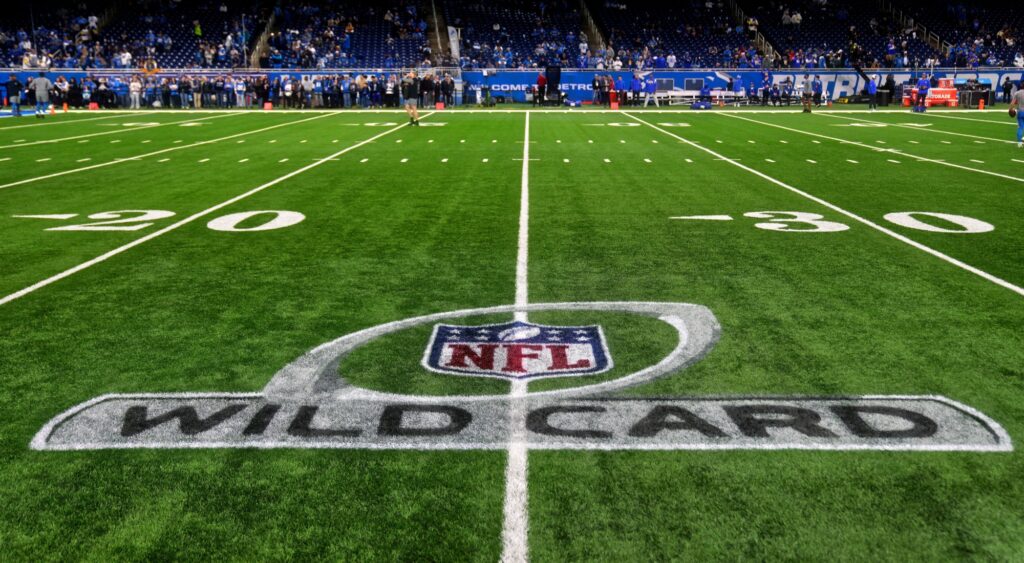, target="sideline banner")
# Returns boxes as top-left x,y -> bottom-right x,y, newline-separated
3,67 -> 1021,104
